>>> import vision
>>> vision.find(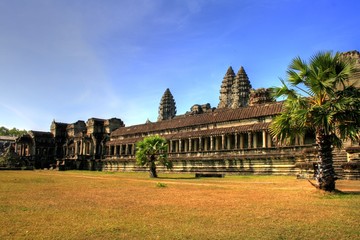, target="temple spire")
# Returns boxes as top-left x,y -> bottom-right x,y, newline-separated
218,66 -> 252,109
158,88 -> 176,121
231,66 -> 252,108
218,66 -> 235,108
